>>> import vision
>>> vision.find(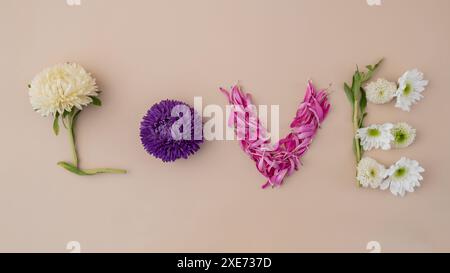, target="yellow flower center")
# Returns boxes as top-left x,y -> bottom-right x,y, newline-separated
403,83 -> 413,96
